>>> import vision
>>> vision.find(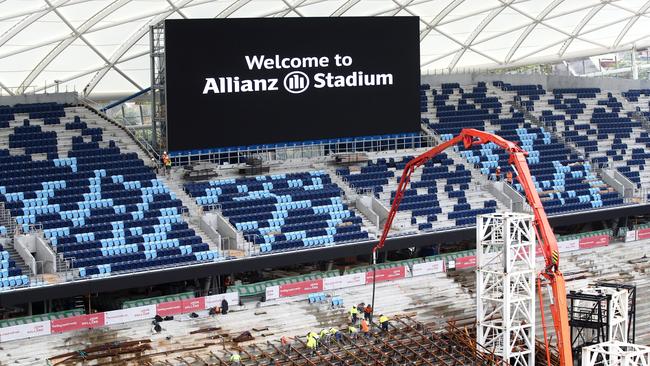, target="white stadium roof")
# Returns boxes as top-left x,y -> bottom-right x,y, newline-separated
2,0 -> 650,96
